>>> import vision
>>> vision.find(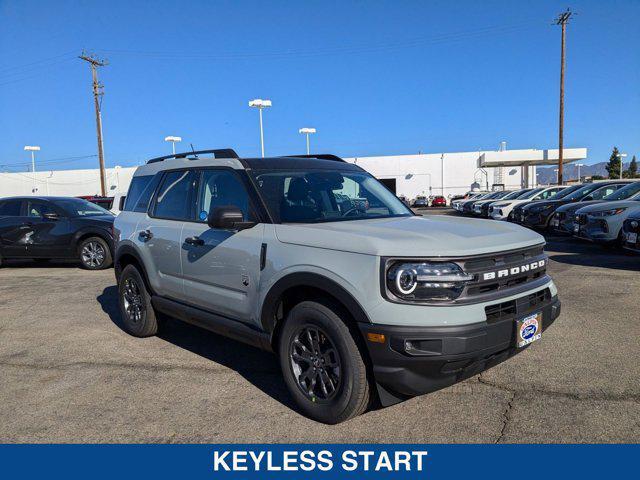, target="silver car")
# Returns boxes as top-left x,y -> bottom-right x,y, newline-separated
113,149 -> 561,424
